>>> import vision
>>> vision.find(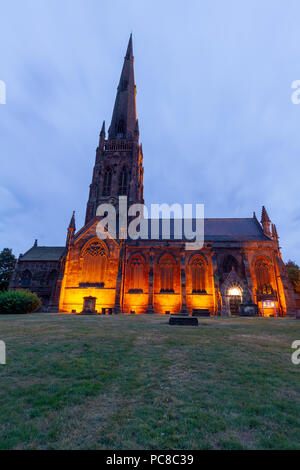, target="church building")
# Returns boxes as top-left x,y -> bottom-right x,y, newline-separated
9,36 -> 297,317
